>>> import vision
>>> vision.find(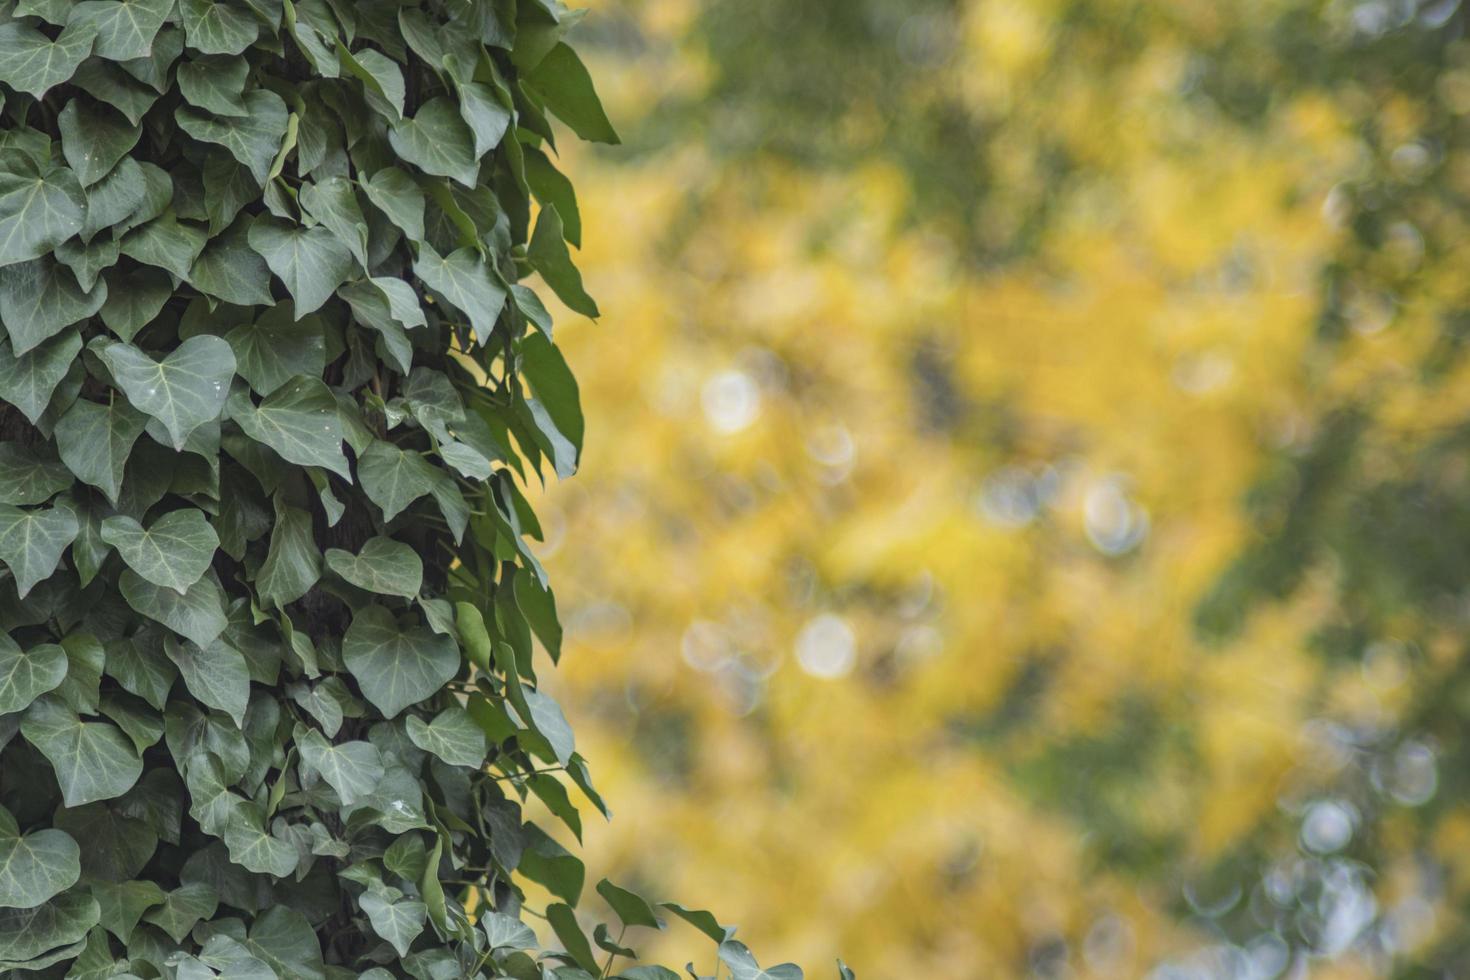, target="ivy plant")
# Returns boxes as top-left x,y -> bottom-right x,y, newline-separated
0,0 -> 835,978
